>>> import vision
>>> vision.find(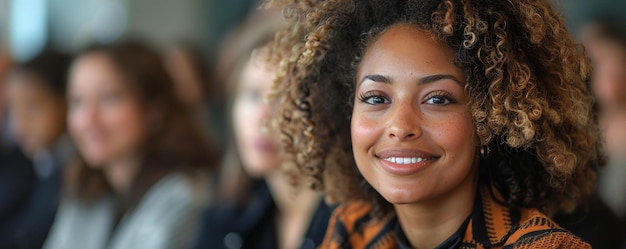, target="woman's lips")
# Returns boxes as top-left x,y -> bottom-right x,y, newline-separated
375,148 -> 439,175
253,138 -> 275,152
